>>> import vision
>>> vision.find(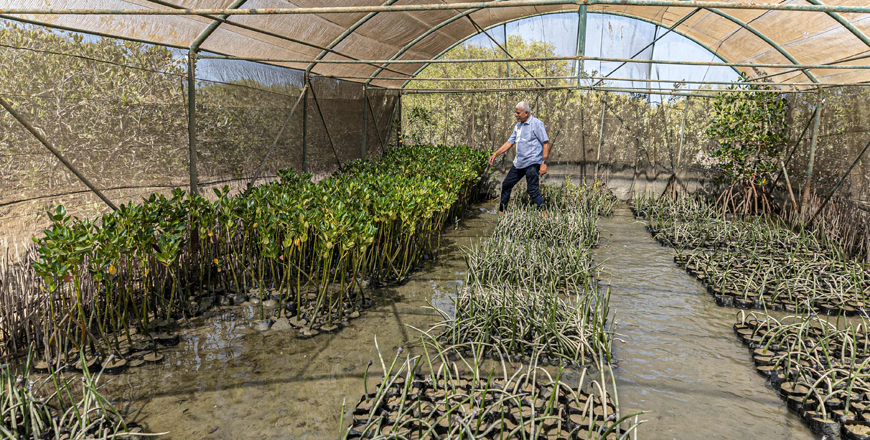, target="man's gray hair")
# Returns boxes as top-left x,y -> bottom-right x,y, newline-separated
516,101 -> 530,113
